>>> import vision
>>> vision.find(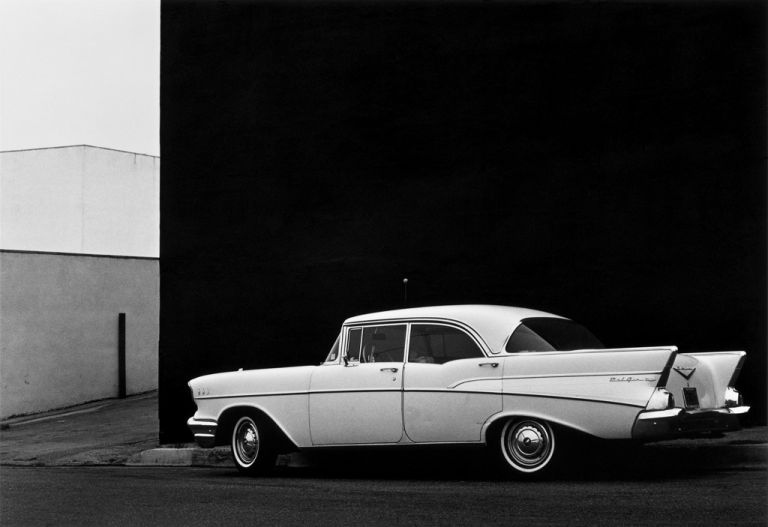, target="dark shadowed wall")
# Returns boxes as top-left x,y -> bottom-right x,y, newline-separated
160,0 -> 766,441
